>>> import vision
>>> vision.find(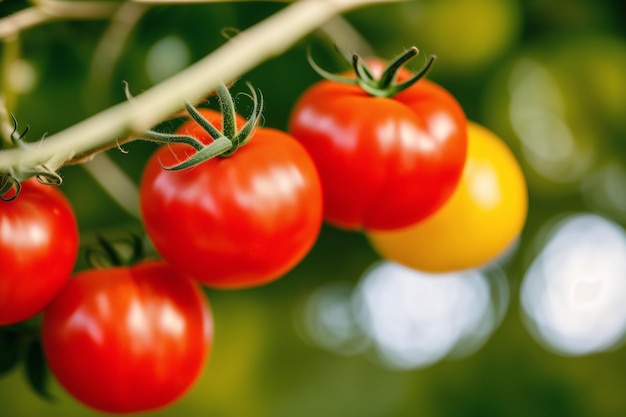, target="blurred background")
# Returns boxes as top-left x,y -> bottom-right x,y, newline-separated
1,0 -> 626,415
